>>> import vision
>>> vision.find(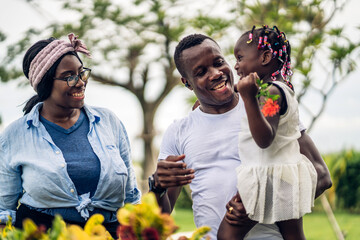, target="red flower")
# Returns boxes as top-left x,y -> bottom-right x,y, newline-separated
142,227 -> 160,240
261,98 -> 280,117
117,225 -> 137,240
